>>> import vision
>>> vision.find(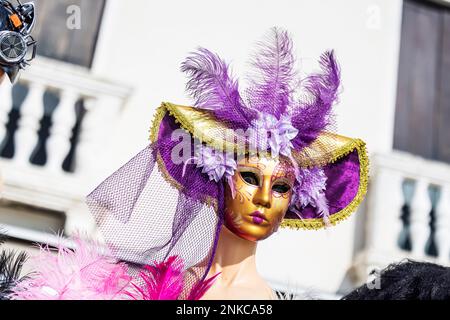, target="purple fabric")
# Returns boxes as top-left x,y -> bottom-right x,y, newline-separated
284,150 -> 360,219
157,113 -> 219,202
324,150 -> 360,215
